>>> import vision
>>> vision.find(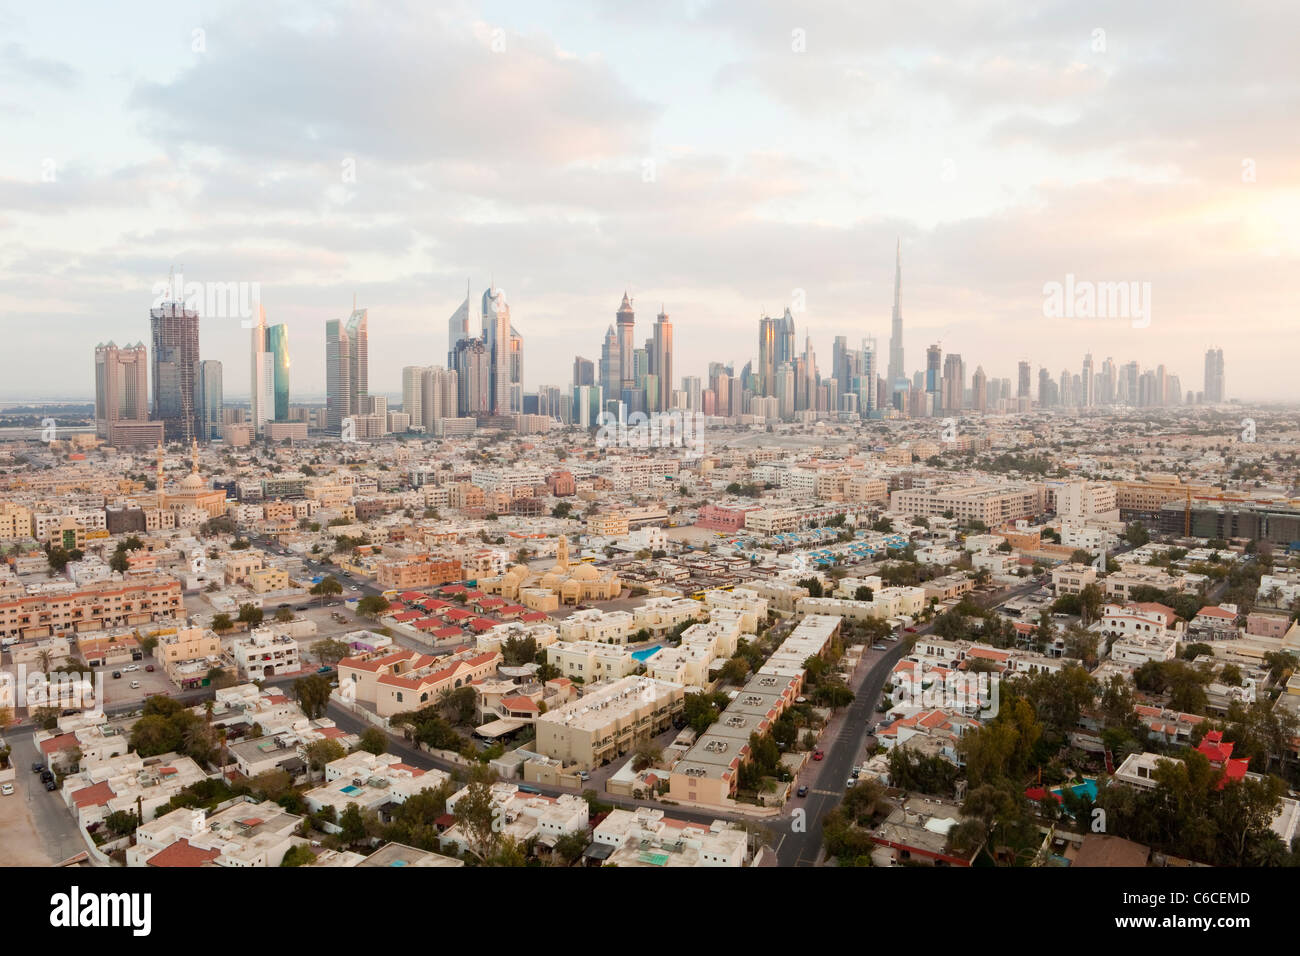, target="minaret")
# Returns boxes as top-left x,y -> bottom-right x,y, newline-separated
887,238 -> 904,387
155,441 -> 165,510
190,437 -> 200,476
556,535 -> 570,572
